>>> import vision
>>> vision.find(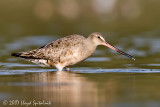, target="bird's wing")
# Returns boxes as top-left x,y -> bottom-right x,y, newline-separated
20,35 -> 86,61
